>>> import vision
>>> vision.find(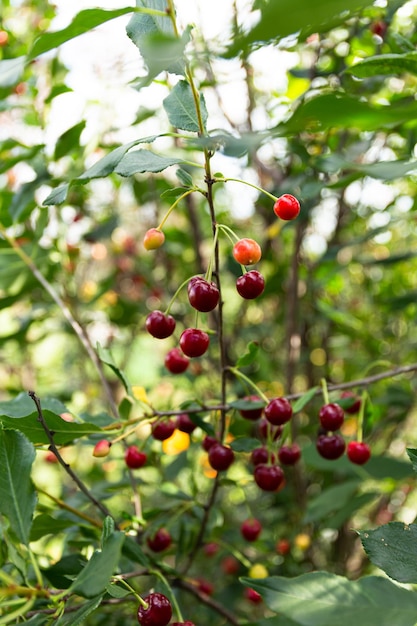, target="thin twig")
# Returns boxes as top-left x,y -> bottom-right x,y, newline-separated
174,578 -> 240,626
29,391 -> 116,523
